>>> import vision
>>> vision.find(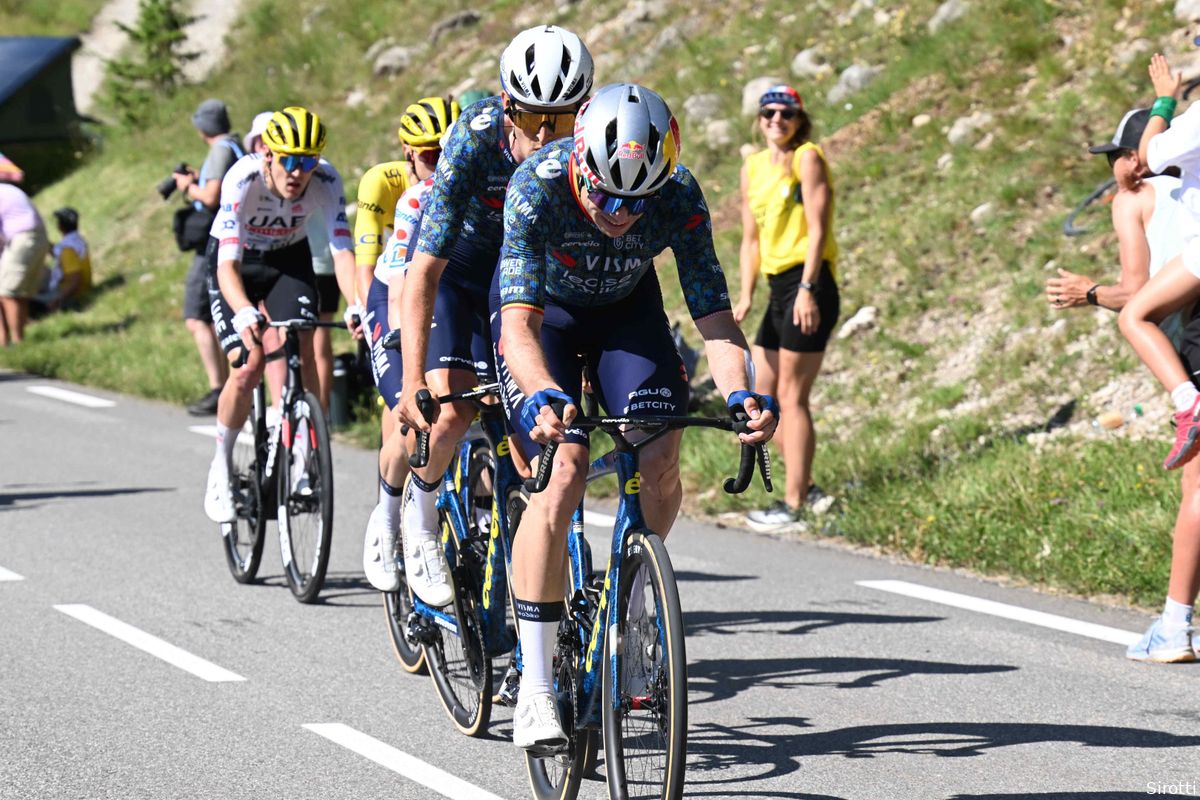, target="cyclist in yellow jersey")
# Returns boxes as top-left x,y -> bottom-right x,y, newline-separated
733,84 -> 839,531
354,162 -> 413,276
357,97 -> 460,592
